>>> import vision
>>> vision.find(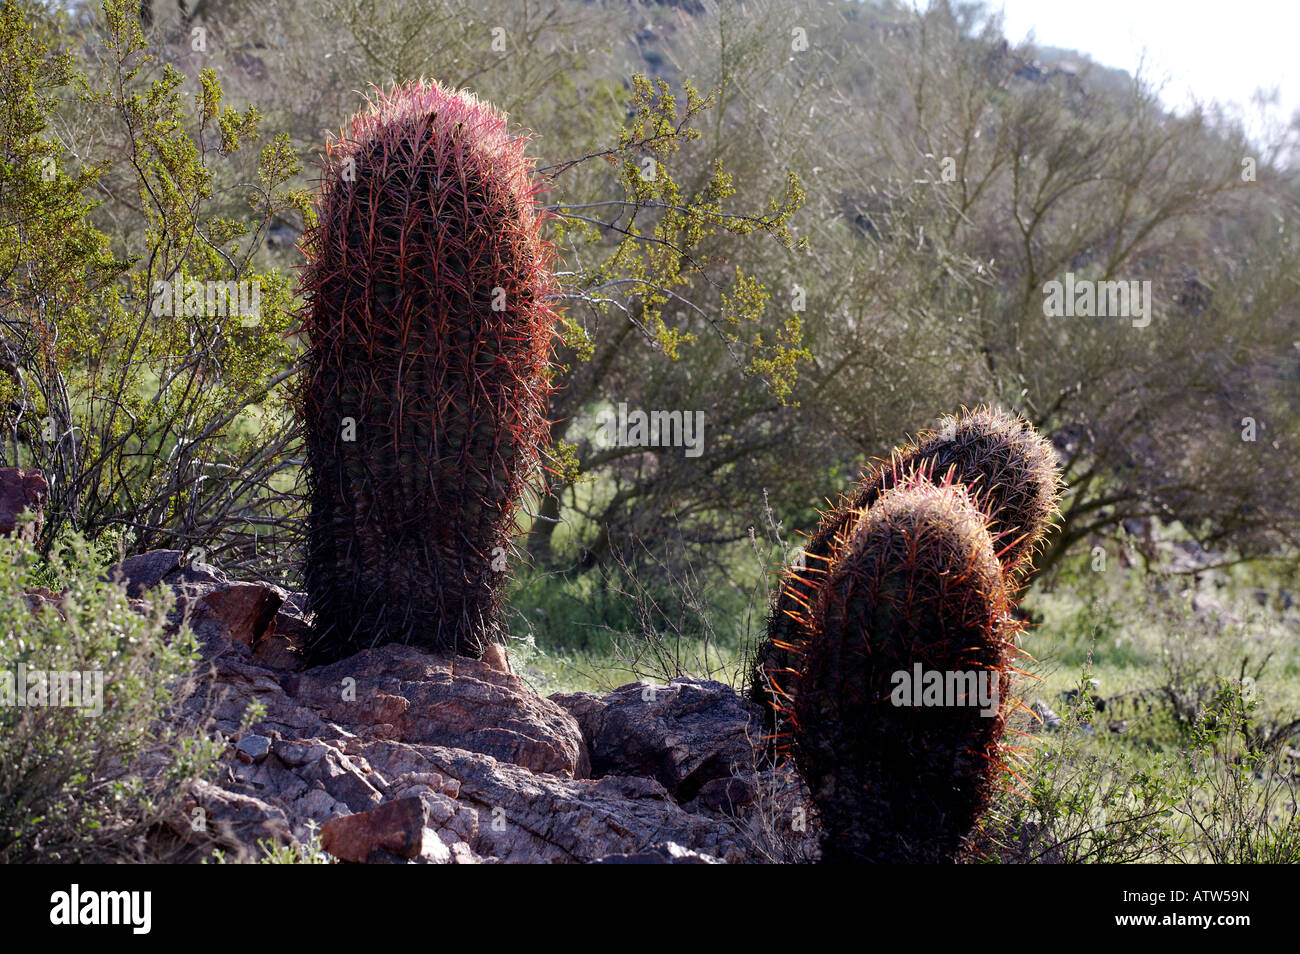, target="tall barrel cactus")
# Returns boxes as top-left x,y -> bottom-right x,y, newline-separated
298,81 -> 558,663
750,406 -> 1060,734
790,476 -> 1020,863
